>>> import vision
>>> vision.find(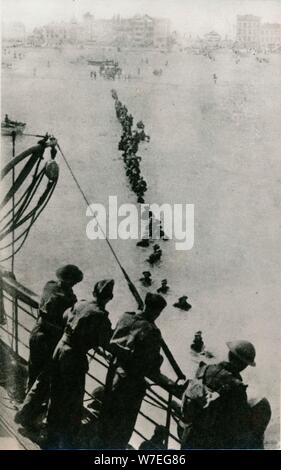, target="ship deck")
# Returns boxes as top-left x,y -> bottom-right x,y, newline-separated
0,384 -> 39,450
